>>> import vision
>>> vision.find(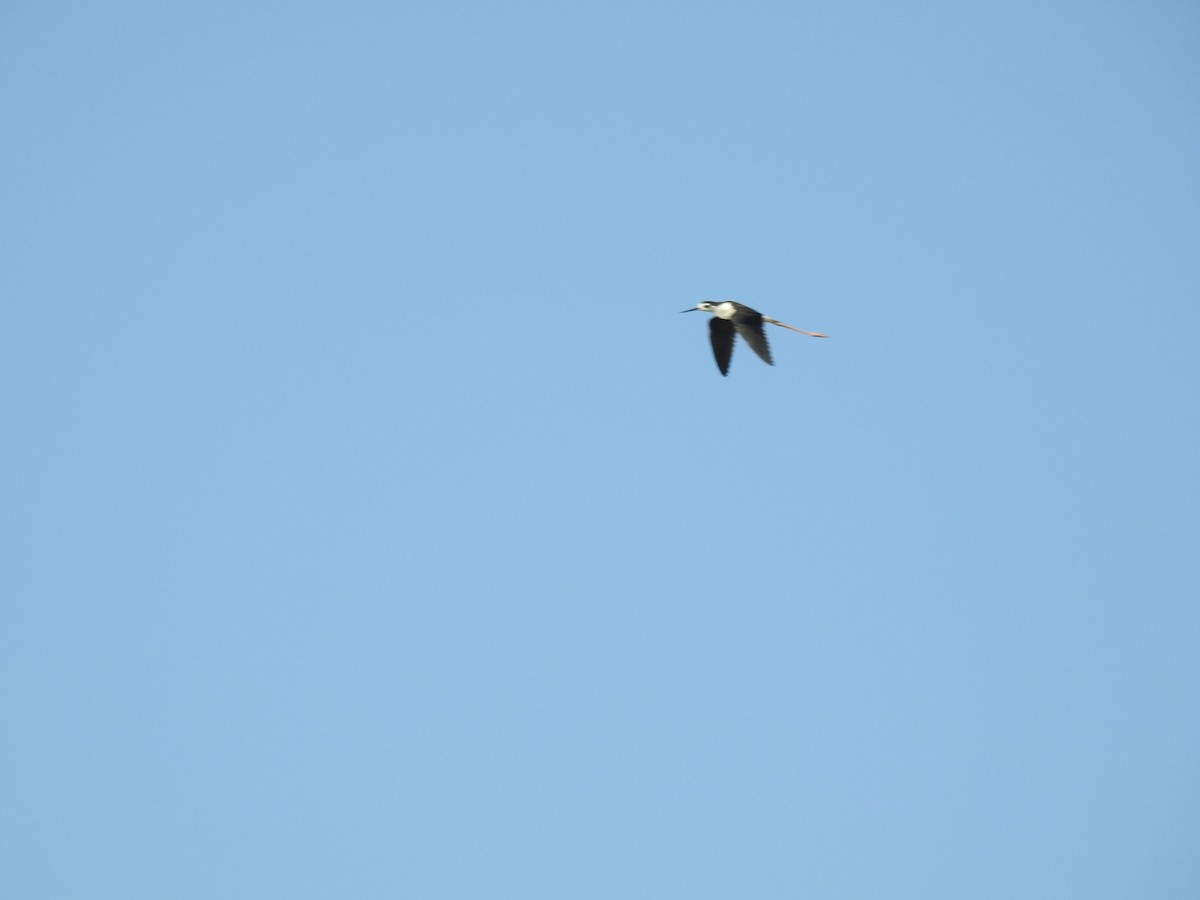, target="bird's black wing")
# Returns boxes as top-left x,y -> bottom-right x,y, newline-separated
708,317 -> 735,376
732,309 -> 773,366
